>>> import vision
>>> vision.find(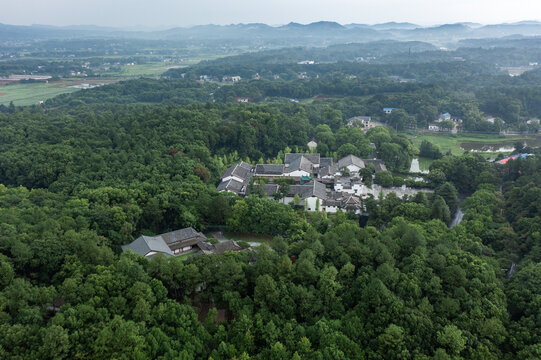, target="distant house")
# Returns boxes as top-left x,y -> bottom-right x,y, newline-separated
484,115 -> 496,124
439,113 -> 451,122
234,97 -> 251,103
307,140 -> 318,151
223,75 -> 242,83
383,108 -> 396,114
428,123 -> 441,131
526,118 -> 540,125
347,116 -> 371,128
338,155 -> 365,173
122,227 -> 208,258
